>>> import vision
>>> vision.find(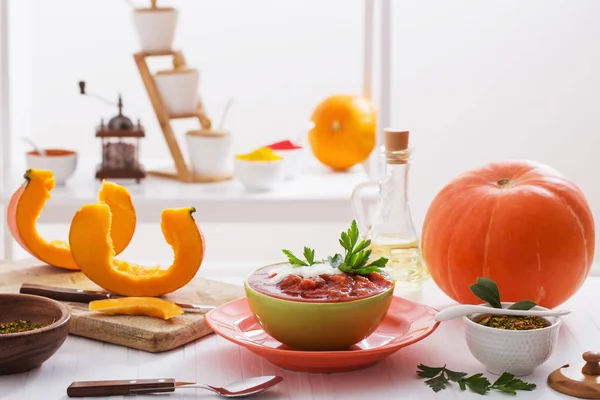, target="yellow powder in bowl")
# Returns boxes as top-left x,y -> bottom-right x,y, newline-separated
236,147 -> 283,162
